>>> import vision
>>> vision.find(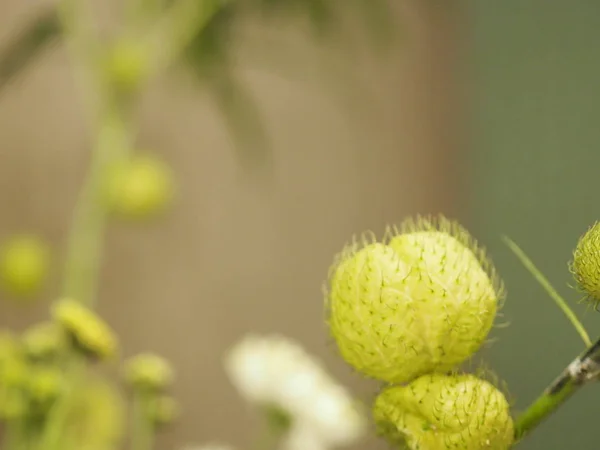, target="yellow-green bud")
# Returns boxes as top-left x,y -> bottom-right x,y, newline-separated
104,154 -> 174,220
22,322 -> 65,361
26,367 -> 64,408
124,353 -> 174,391
373,373 -> 514,450
104,37 -> 149,94
0,235 -> 50,298
327,216 -> 502,383
571,222 -> 600,305
52,298 -> 118,360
